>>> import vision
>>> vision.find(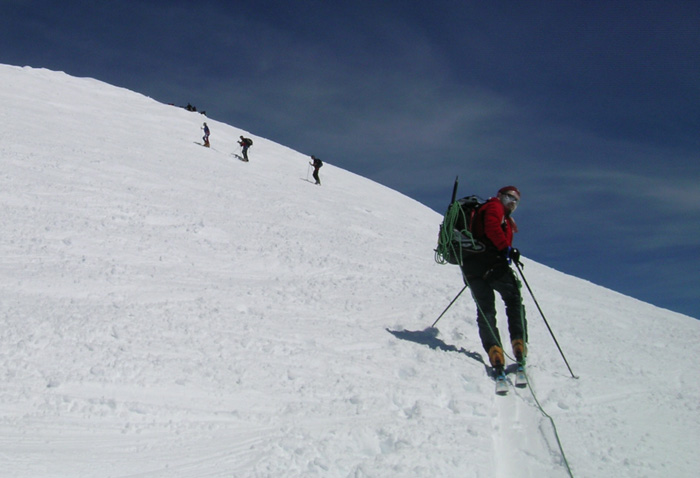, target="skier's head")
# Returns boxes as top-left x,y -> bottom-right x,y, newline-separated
498,186 -> 520,213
